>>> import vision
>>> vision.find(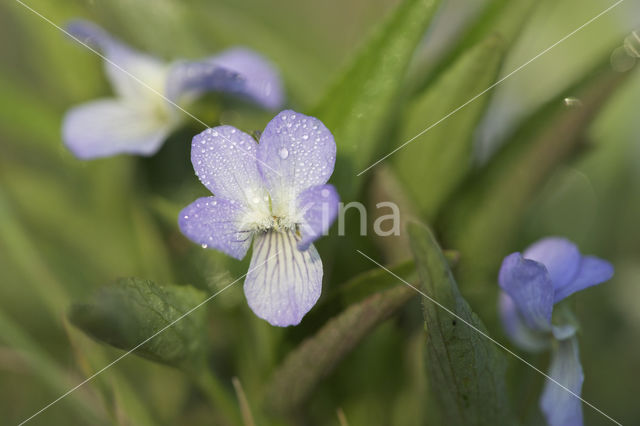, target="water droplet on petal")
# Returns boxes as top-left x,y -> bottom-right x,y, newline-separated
278,147 -> 289,159
201,243 -> 208,249
321,188 -> 330,197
